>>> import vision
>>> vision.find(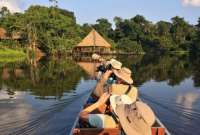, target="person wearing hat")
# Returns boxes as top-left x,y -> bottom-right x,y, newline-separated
92,60 -> 123,98
110,84 -> 138,102
93,66 -> 133,100
112,67 -> 133,85
92,70 -> 113,99
79,93 -> 135,129
96,58 -> 122,81
92,53 -> 101,61
114,101 -> 156,135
